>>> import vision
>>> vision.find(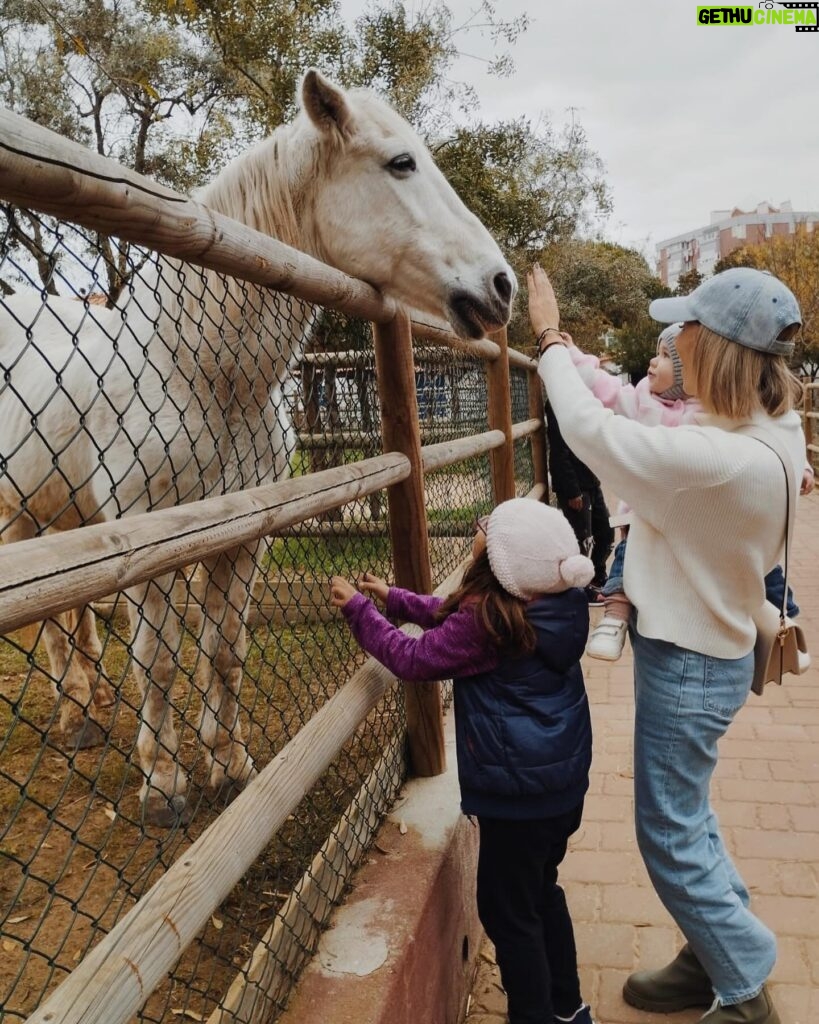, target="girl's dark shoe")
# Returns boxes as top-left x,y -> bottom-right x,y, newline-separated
699,987 -> 780,1024
555,1003 -> 597,1024
623,944 -> 714,1012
